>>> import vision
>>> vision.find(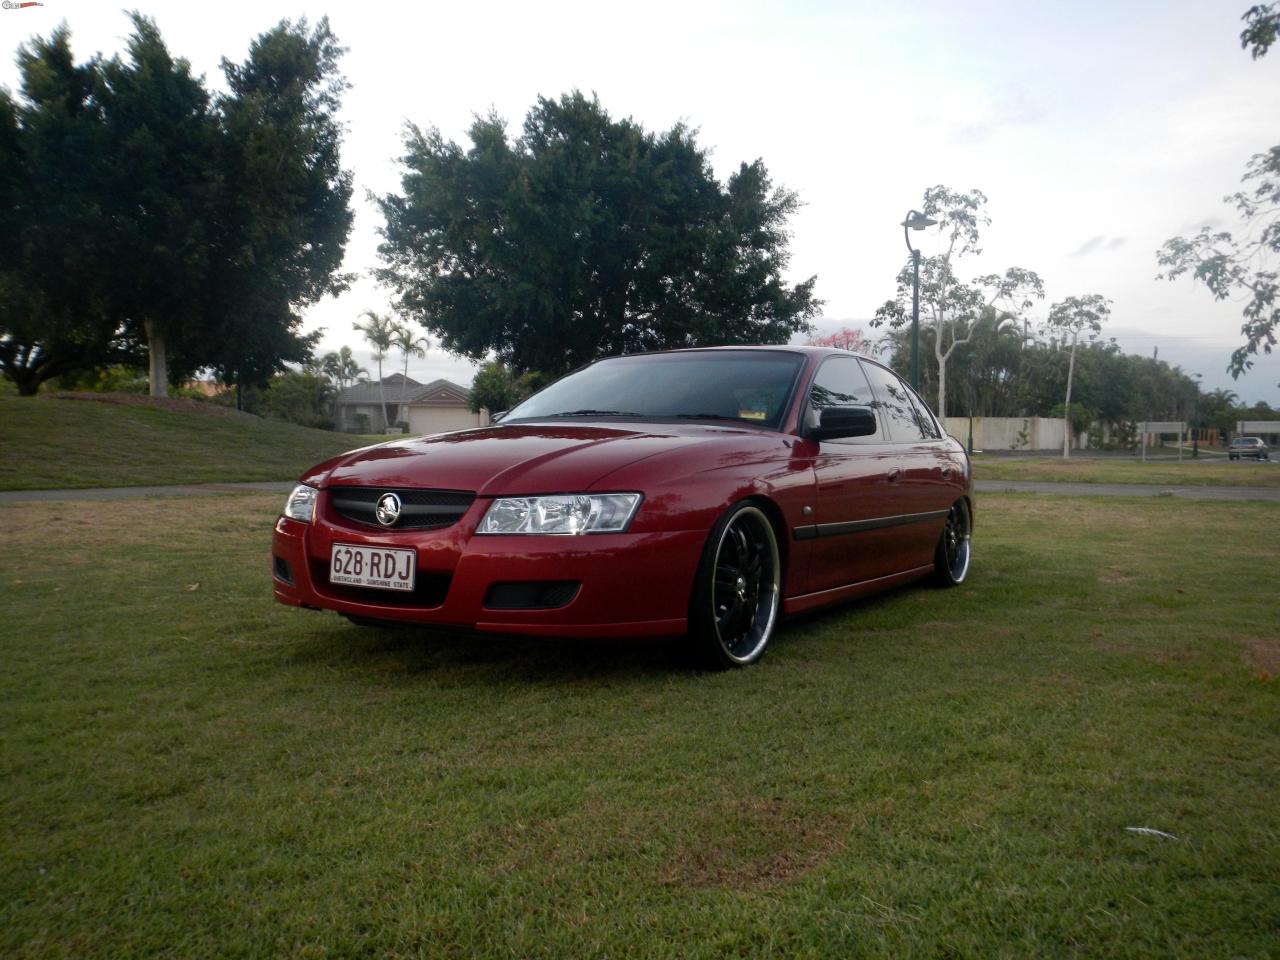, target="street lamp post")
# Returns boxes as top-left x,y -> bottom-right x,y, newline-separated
1192,373 -> 1202,460
967,379 -> 976,456
902,210 -> 937,392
